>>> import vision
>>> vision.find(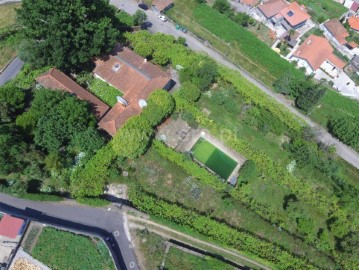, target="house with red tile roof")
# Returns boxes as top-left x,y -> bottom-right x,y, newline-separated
258,0 -> 288,19
94,45 -> 172,136
36,68 -> 110,120
240,0 -> 260,7
291,35 -> 346,76
0,215 -> 24,239
258,0 -> 310,29
348,16 -> 359,31
323,19 -> 350,46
